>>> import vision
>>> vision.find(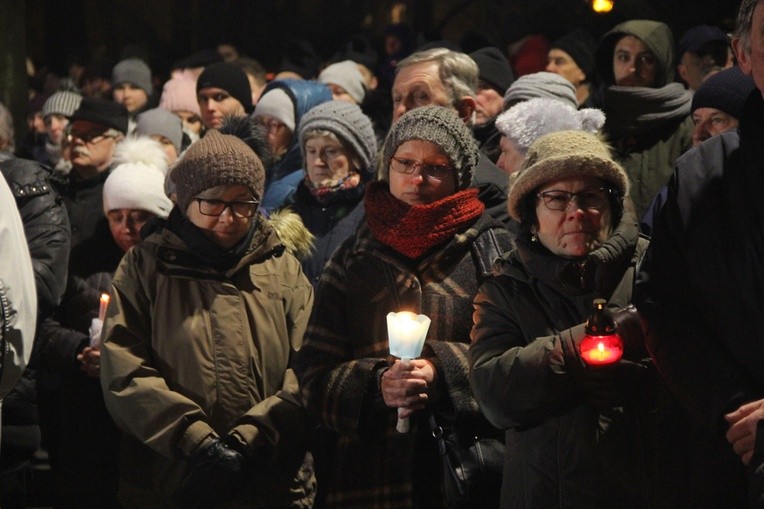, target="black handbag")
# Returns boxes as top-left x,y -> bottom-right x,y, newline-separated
429,414 -> 504,509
